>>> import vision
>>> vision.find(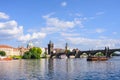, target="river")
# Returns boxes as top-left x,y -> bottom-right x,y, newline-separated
0,57 -> 120,80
